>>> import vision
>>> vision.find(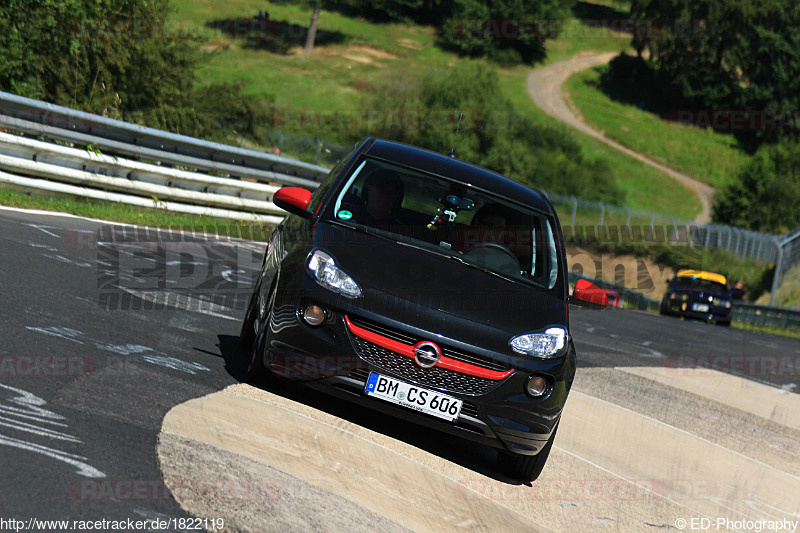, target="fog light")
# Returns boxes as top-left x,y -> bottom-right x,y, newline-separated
302,305 -> 325,326
526,376 -> 548,397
